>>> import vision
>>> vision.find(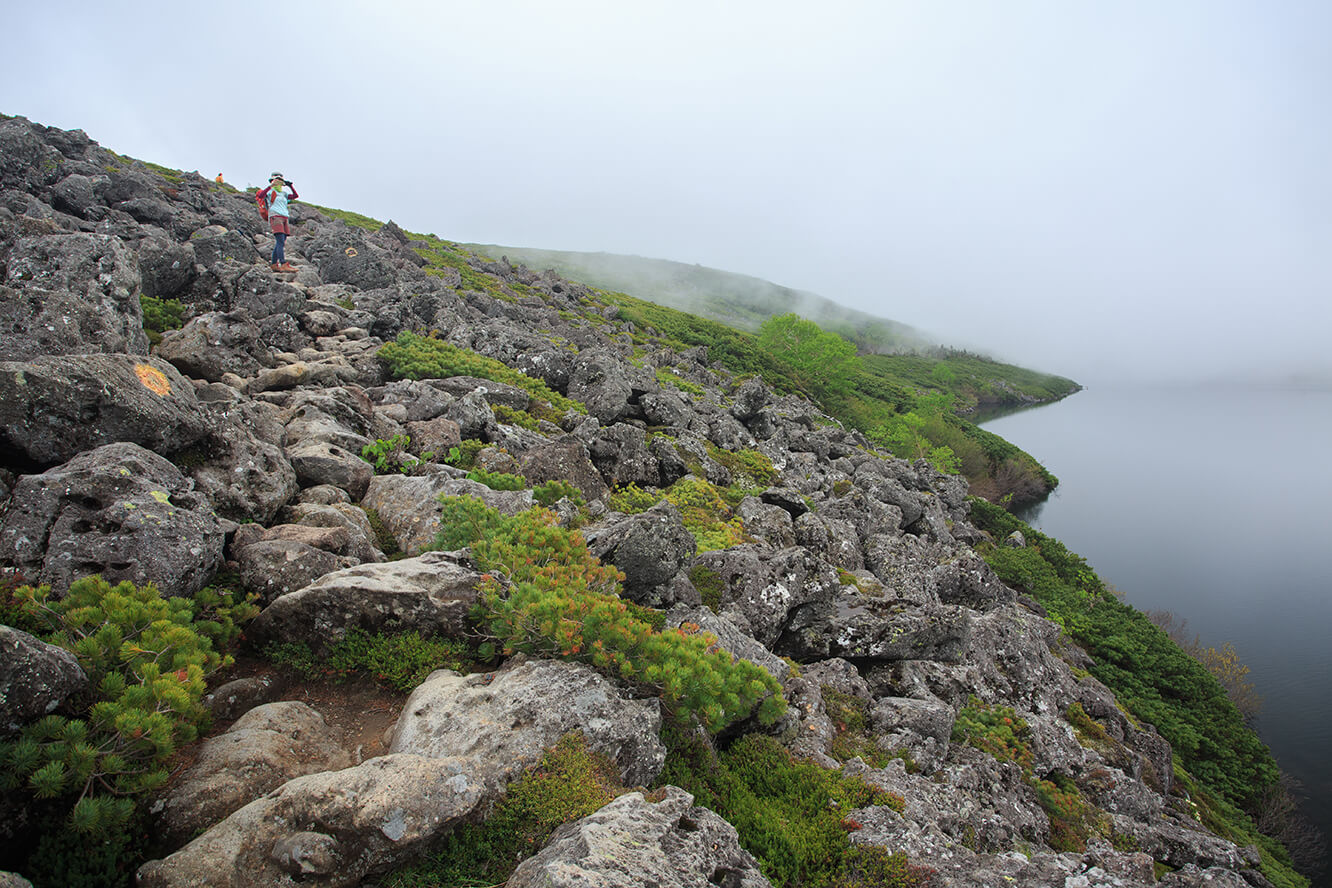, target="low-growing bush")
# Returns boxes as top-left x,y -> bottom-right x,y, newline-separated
430,497 -> 785,732
361,435 -> 433,475
139,296 -> 185,345
386,733 -> 626,888
466,467 -> 527,491
265,627 -> 470,693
